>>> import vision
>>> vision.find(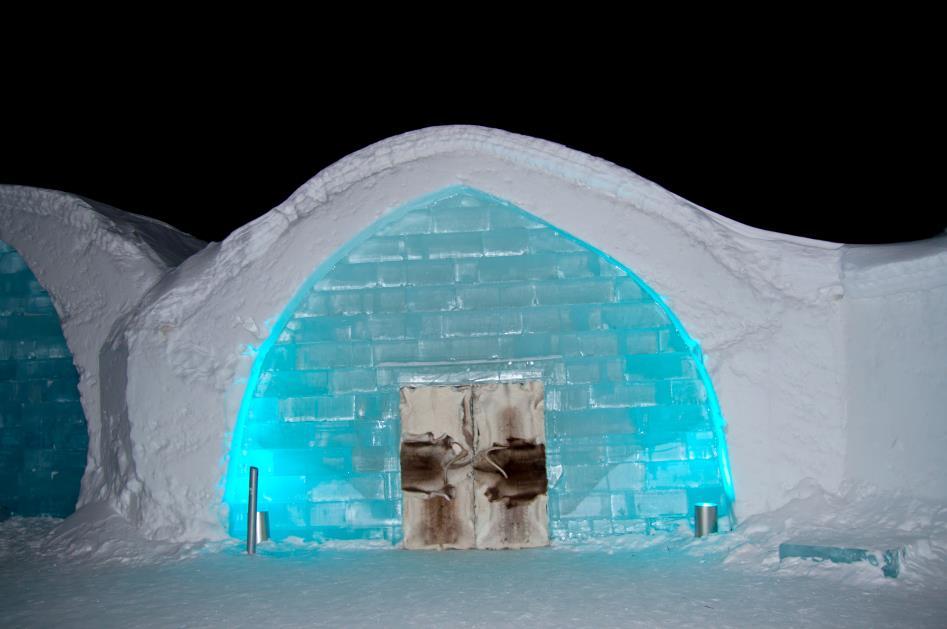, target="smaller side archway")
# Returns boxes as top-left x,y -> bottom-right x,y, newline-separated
0,239 -> 87,519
